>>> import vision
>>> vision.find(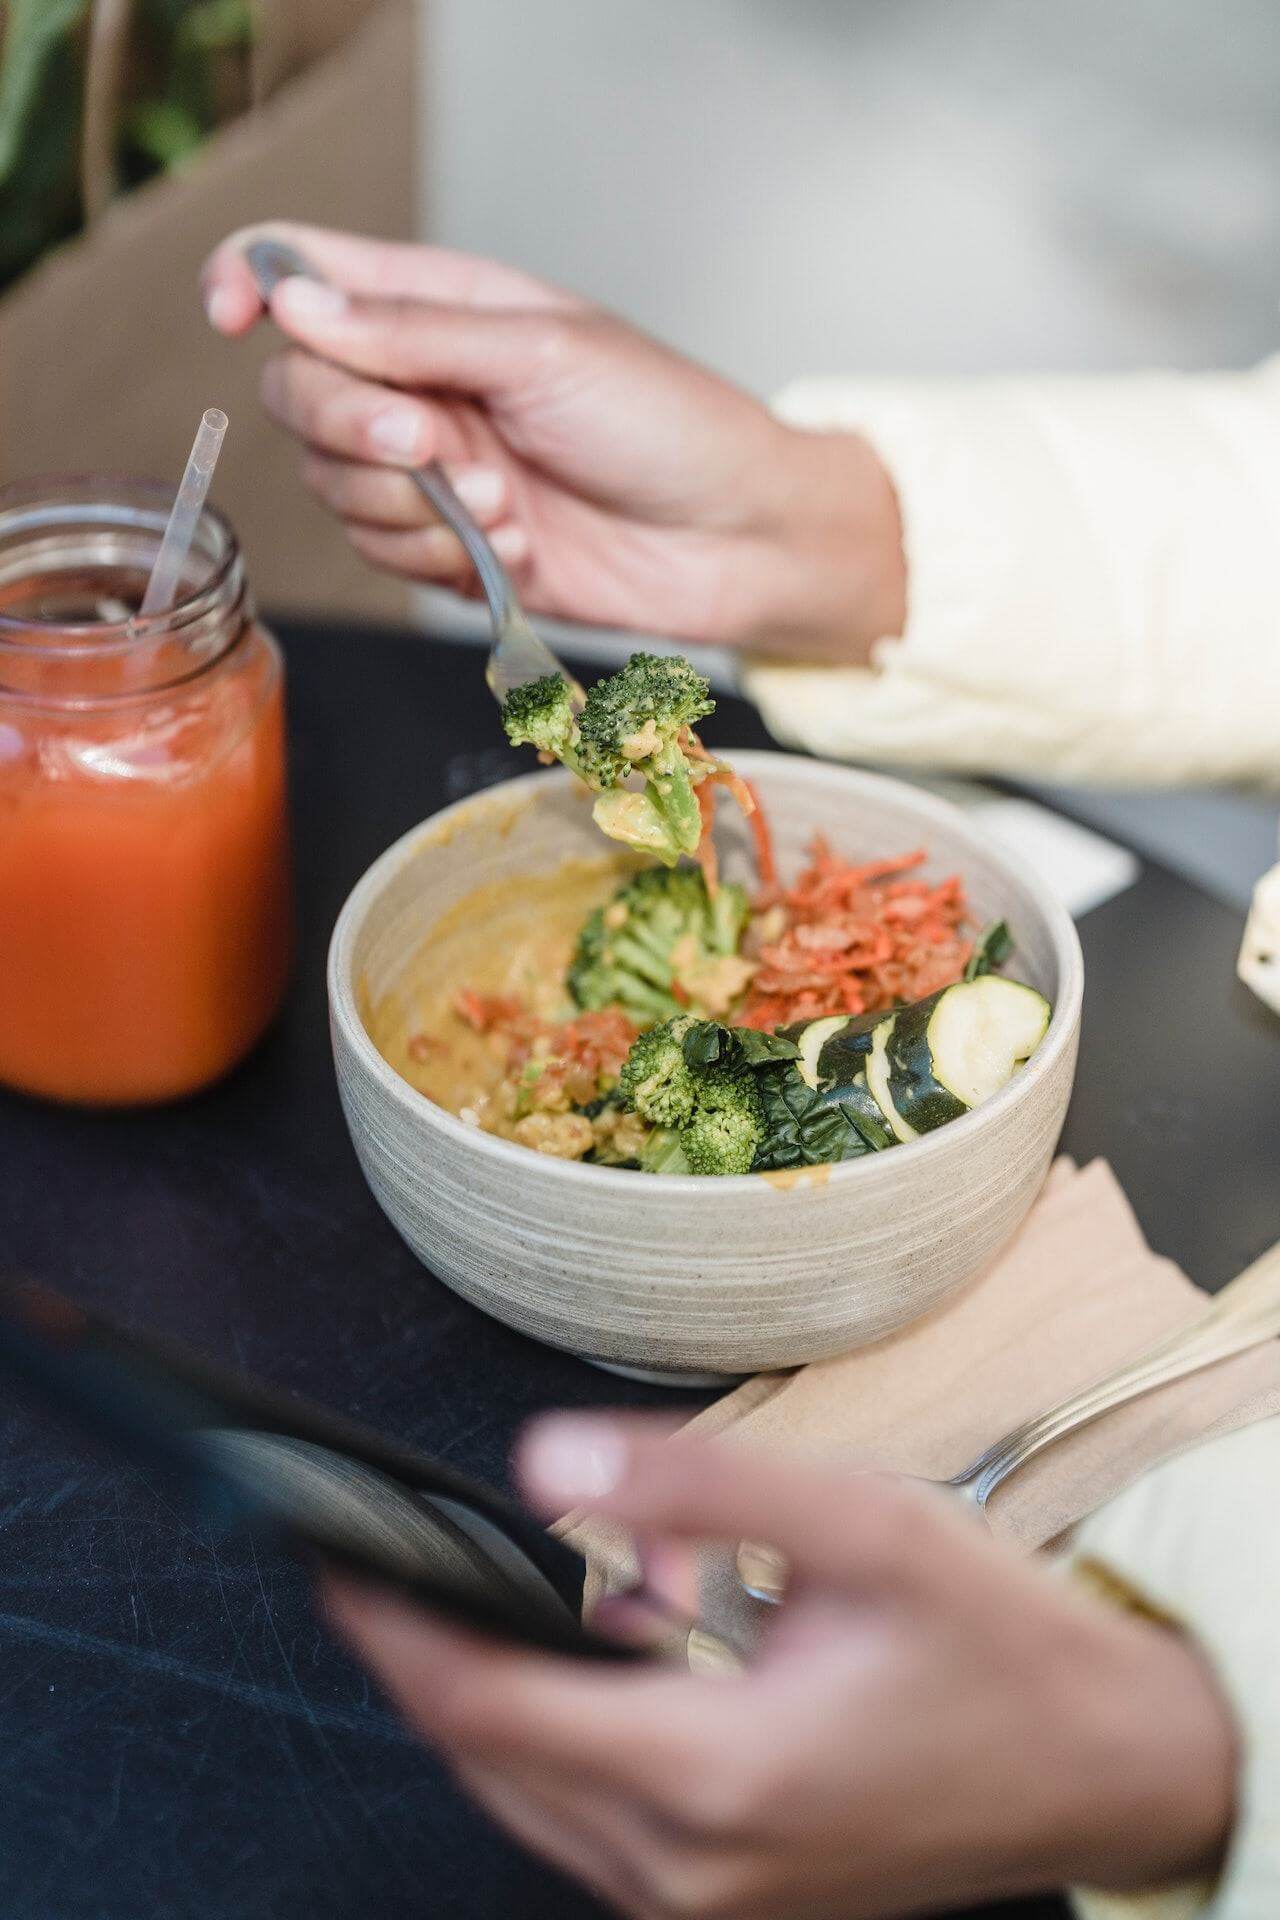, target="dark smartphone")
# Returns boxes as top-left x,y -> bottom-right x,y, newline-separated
0,1276 -> 645,1662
